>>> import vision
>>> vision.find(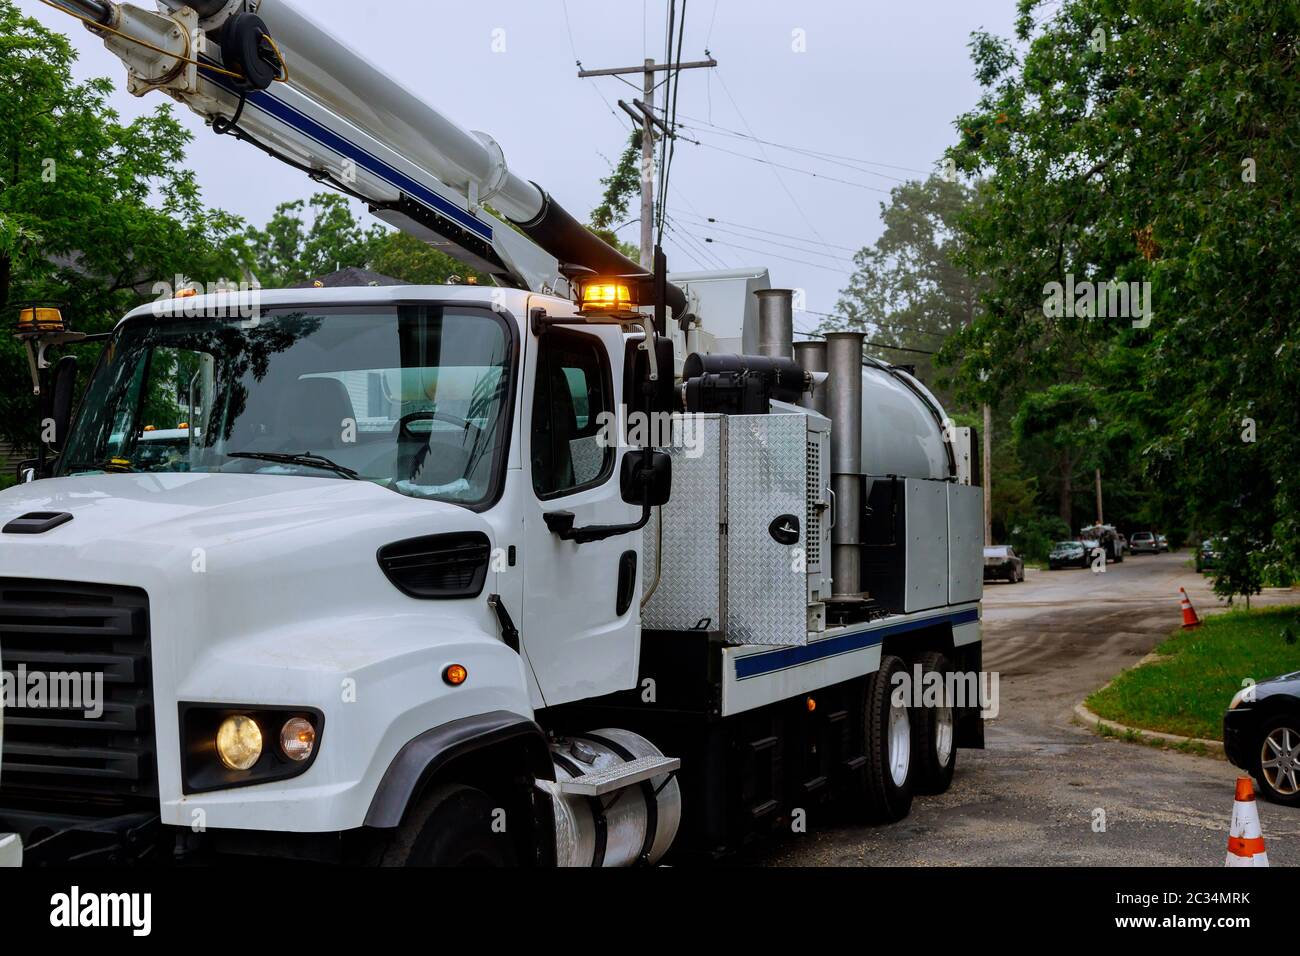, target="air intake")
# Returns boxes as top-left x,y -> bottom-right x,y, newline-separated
377,532 -> 492,599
